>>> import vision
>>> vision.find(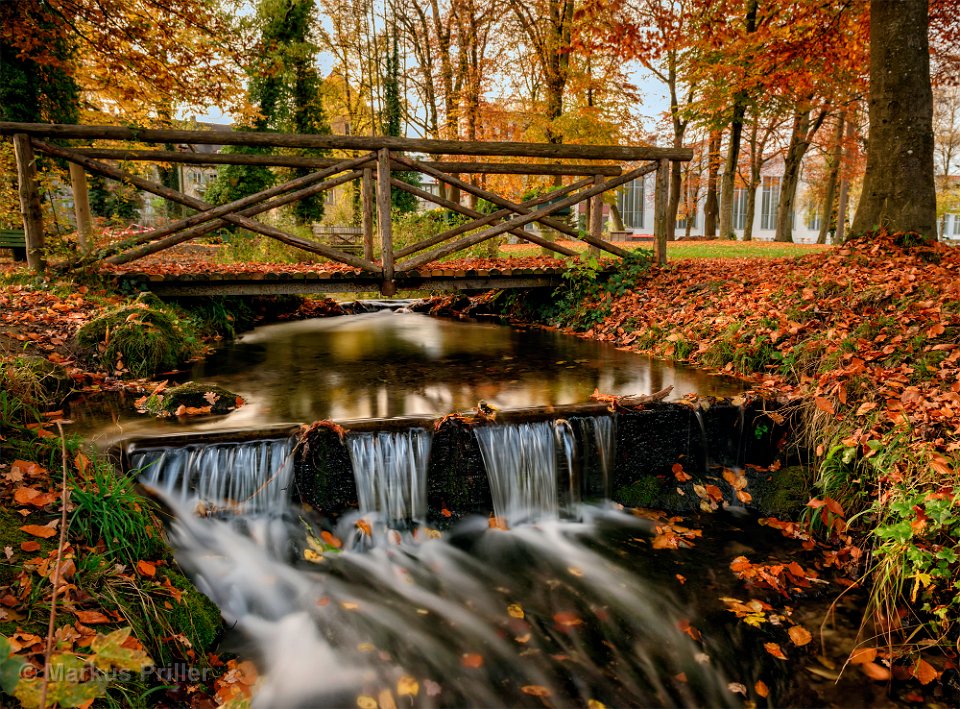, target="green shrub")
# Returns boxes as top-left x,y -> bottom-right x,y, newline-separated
0,355 -> 71,408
